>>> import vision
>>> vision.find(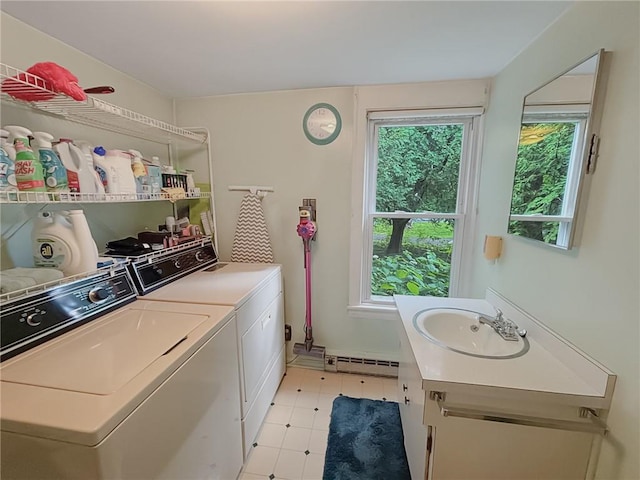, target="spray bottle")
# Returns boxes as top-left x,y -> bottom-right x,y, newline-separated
0,129 -> 17,194
31,132 -> 68,192
5,126 -> 46,193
